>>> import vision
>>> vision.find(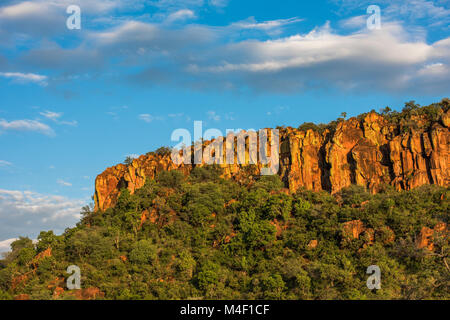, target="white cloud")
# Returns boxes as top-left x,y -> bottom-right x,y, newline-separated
0,0 -> 126,17
195,23 -> 431,72
185,22 -> 450,92
231,17 -> 303,32
0,72 -> 48,85
0,1 -> 52,19
39,110 -> 78,126
166,9 -> 196,23
334,0 -> 450,27
208,0 -> 228,7
0,189 -> 85,241
0,238 -> 17,254
0,119 -> 55,136
339,15 -> 367,29
138,113 -> 163,122
58,120 -> 78,126
40,110 -> 62,121
57,179 -> 72,187
0,0 -> 138,43
88,20 -> 215,54
418,62 -> 447,76
139,114 -> 154,122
